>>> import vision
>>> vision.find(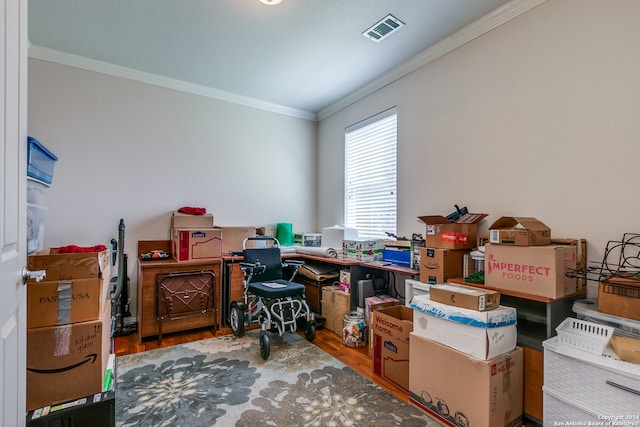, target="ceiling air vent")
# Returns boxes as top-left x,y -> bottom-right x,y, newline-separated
362,14 -> 405,42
